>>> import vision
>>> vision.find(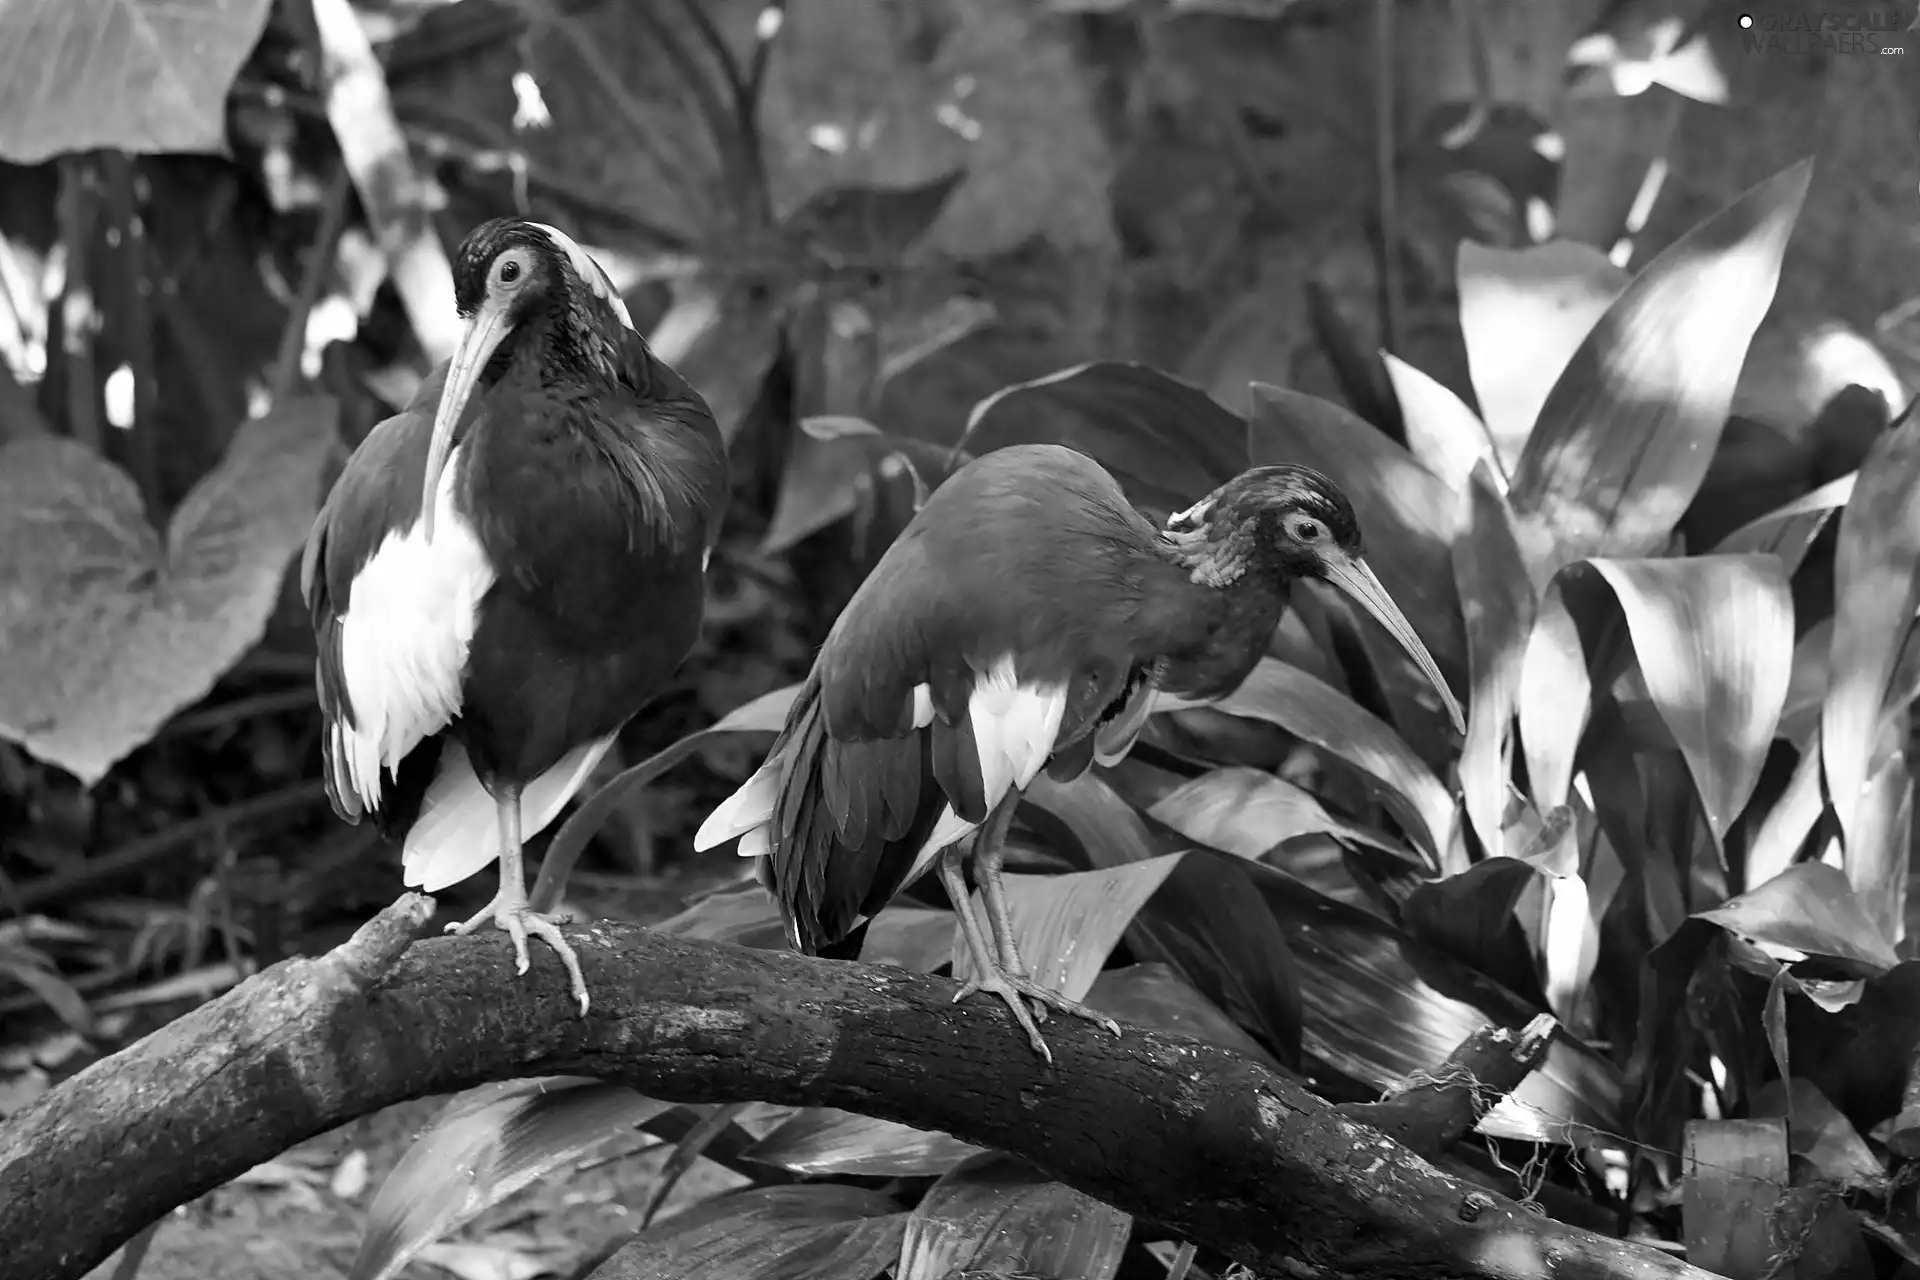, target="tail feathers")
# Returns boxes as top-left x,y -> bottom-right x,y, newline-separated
693,760 -> 781,852
401,732 -> 619,893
